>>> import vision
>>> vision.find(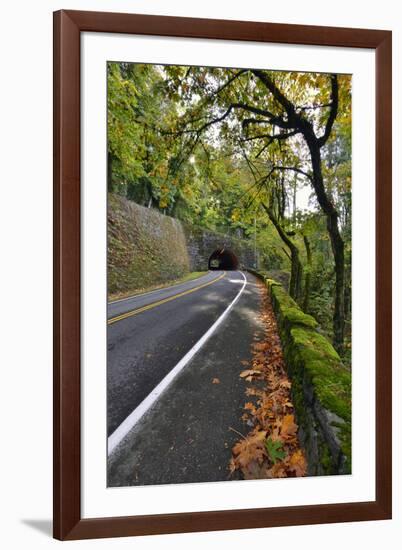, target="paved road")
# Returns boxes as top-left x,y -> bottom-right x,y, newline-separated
108,271 -> 237,434
107,270 -> 264,486
108,270 -> 222,321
